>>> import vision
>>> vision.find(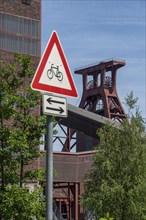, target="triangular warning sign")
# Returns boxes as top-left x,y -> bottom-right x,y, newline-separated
31,31 -> 78,98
